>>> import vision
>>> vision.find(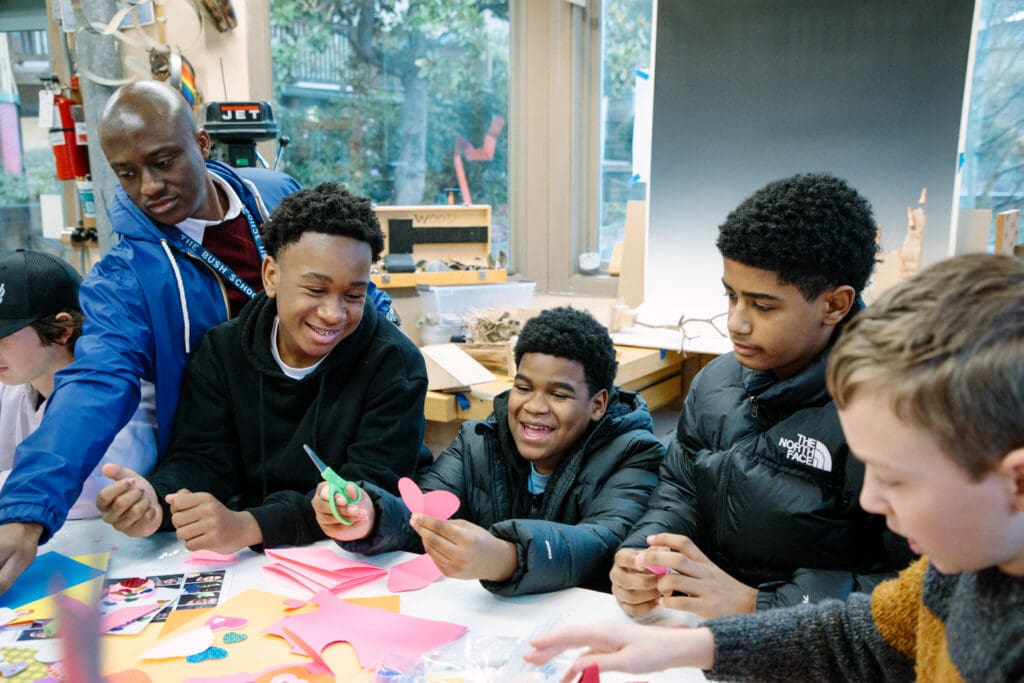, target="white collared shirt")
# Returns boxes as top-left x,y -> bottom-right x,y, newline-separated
175,172 -> 244,243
